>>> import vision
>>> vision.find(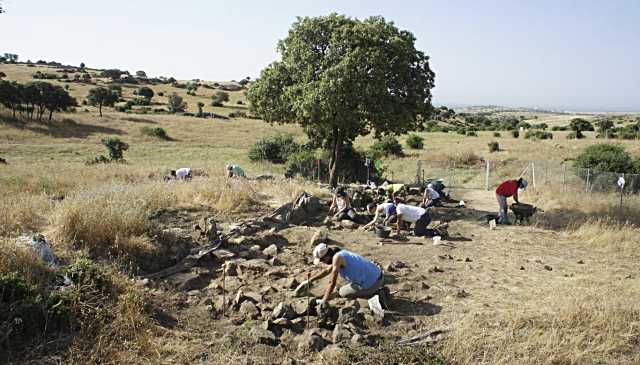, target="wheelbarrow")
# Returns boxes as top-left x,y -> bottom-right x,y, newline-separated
509,203 -> 542,225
